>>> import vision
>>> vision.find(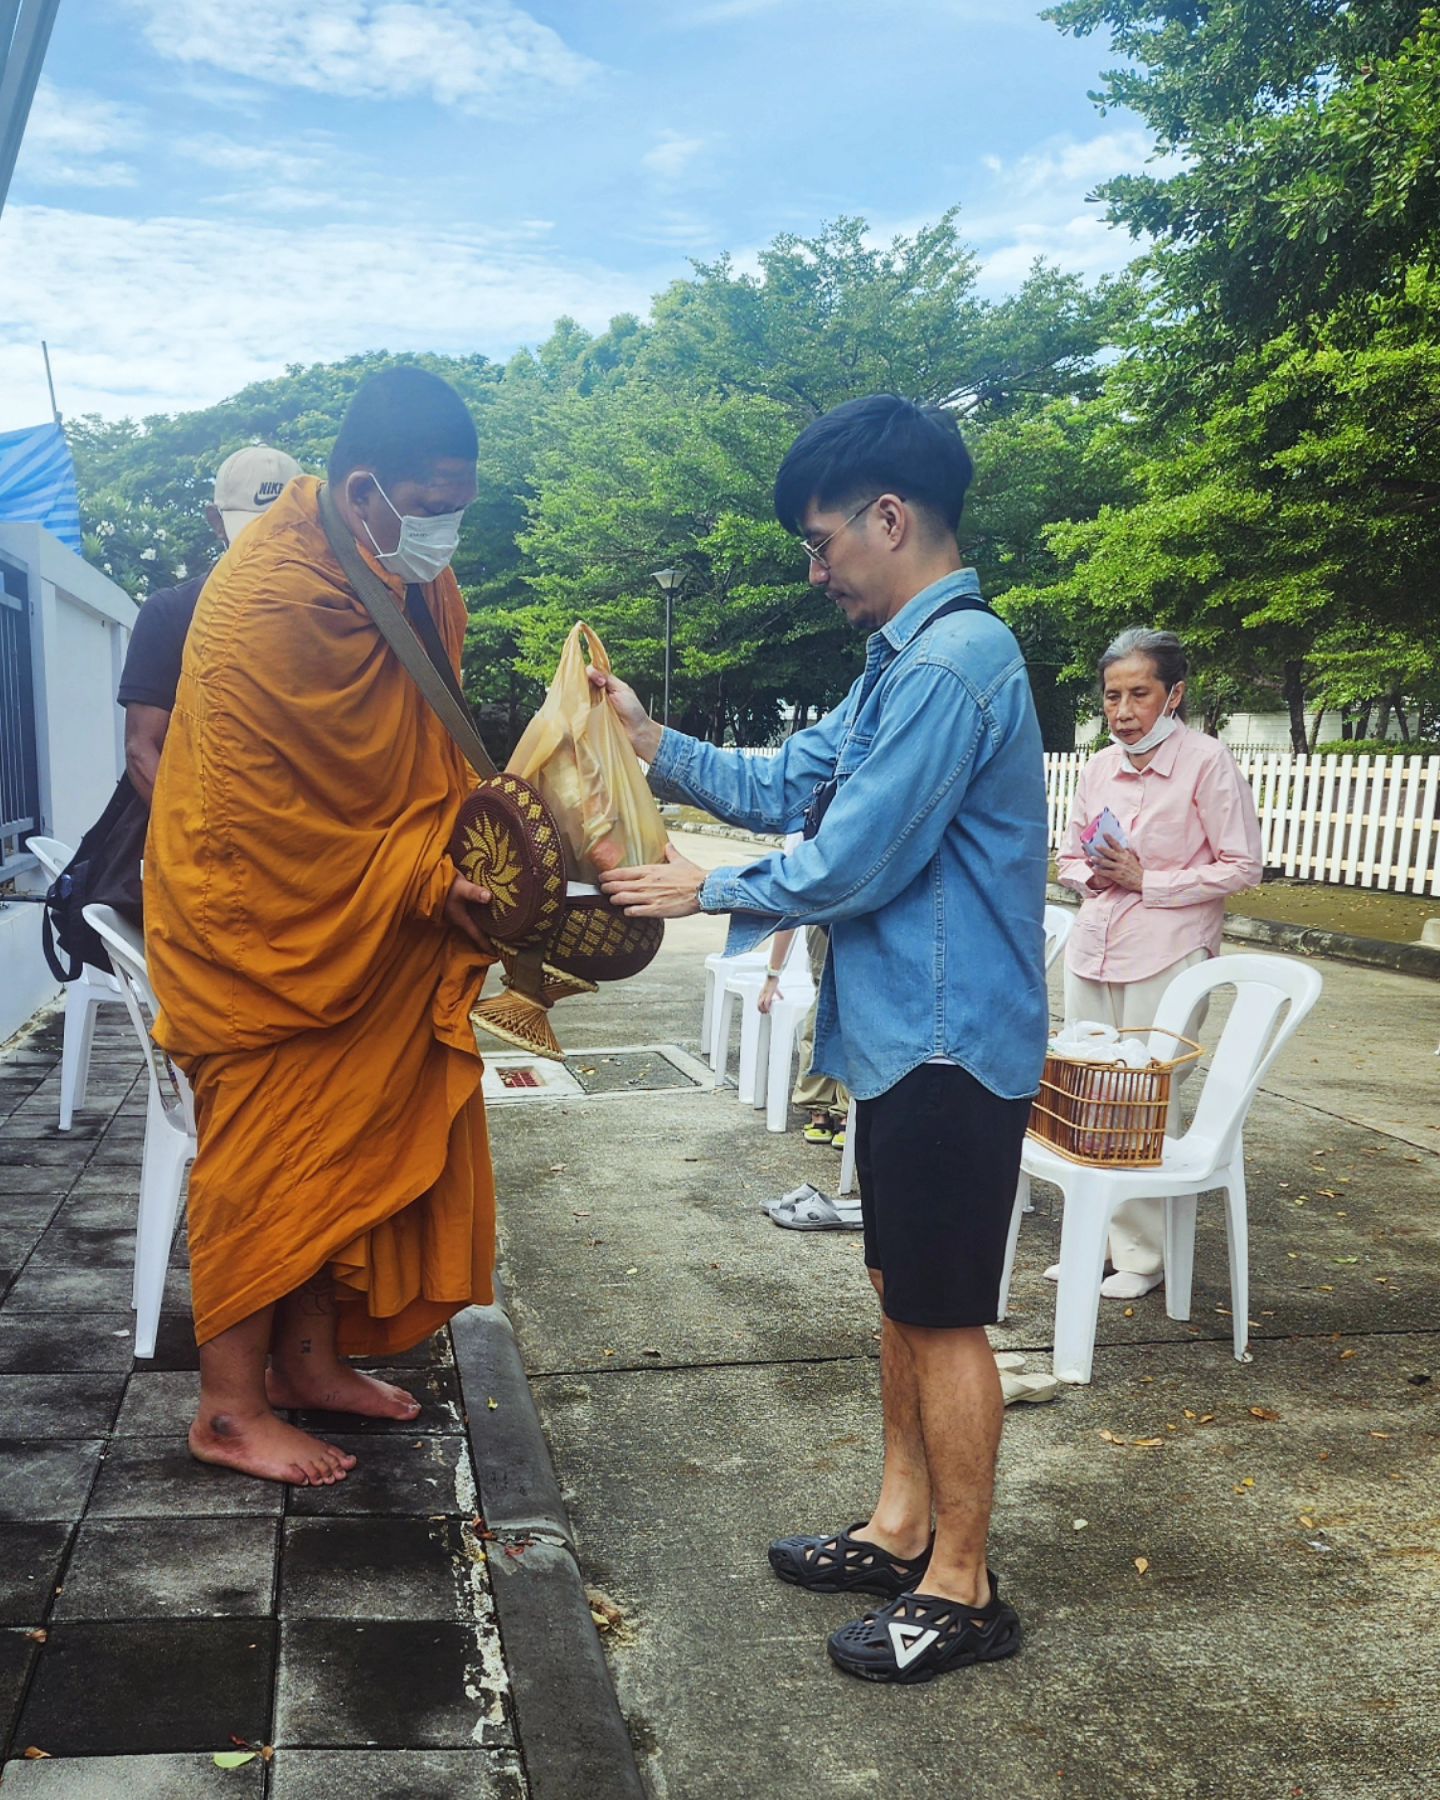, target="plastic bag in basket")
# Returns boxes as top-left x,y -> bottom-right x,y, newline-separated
506,621 -> 669,880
